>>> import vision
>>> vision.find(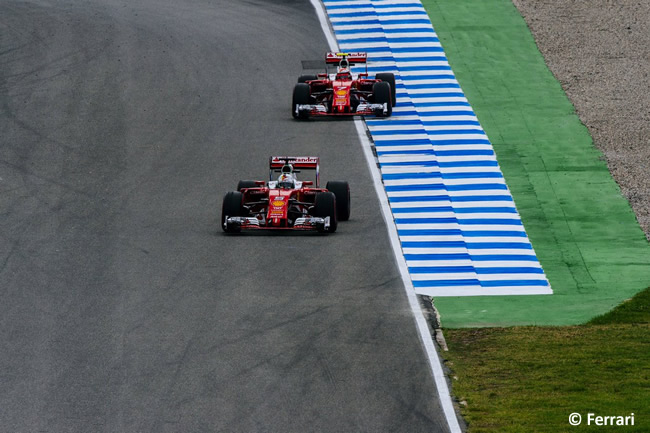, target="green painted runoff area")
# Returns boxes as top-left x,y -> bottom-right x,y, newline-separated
419,0 -> 650,327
